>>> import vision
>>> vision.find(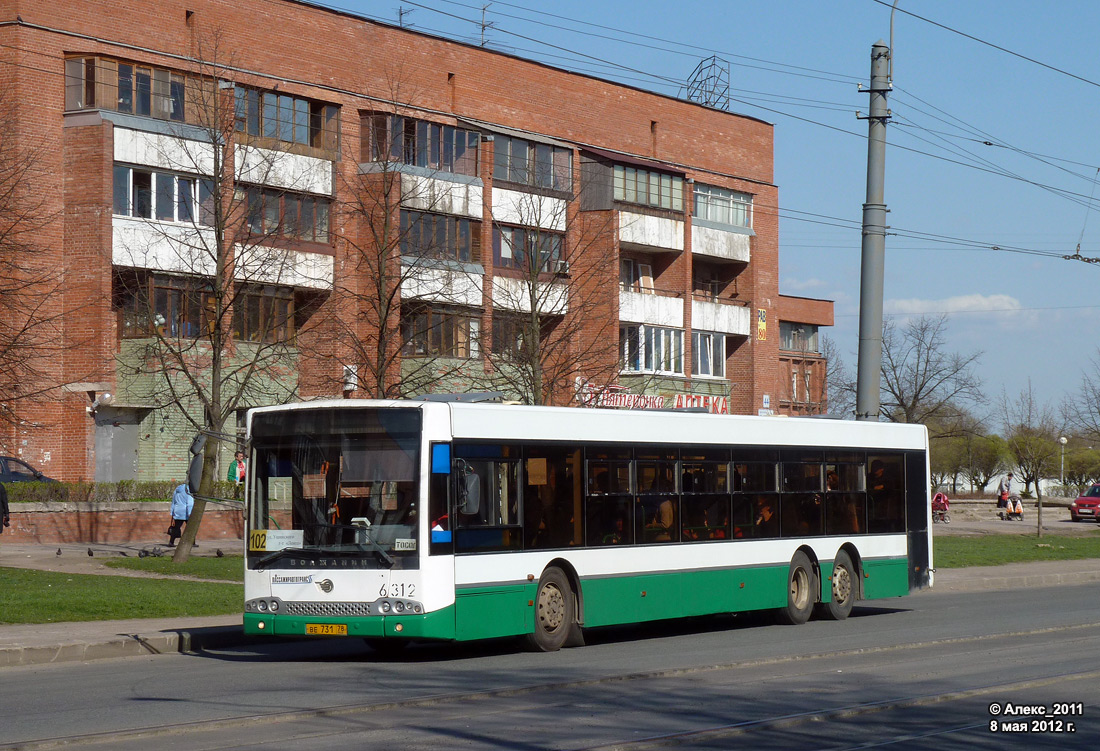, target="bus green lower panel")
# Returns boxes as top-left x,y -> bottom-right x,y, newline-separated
581,565 -> 788,629
455,584 -> 533,641
244,607 -> 457,641
861,558 -> 910,599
